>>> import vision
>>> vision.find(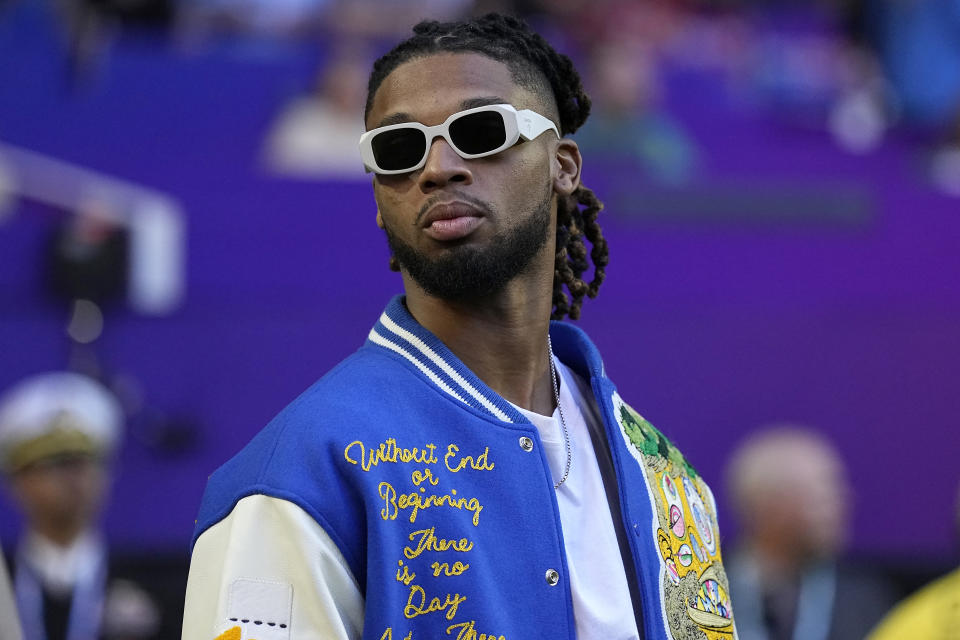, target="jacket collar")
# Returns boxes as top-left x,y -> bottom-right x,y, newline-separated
365,296 -> 608,424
